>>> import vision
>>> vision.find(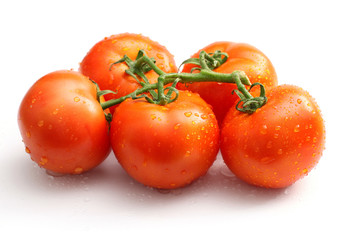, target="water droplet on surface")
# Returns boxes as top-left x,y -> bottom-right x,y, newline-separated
200,114 -> 208,120
297,99 -> 302,104
156,53 -> 164,59
184,112 -> 192,117
39,156 -> 48,165
260,125 -> 267,134
294,125 -> 300,132
74,167 -> 83,174
37,120 -> 44,127
277,149 -> 283,155
74,97 -> 80,102
25,147 -> 31,154
26,131 -> 31,138
174,123 -> 180,130
185,150 -> 191,157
